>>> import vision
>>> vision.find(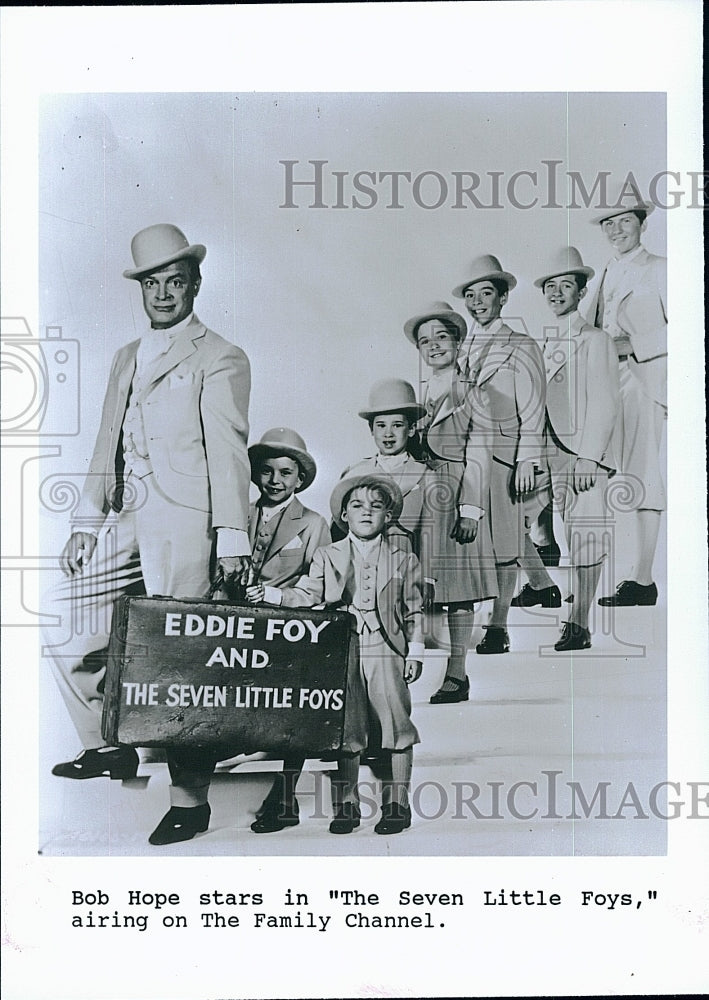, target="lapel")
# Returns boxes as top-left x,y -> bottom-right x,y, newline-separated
426,370 -> 473,429
145,316 -> 206,387
475,324 -> 516,386
543,313 -> 585,383
325,538 -> 354,594
113,343 -> 138,429
267,498 -> 306,555
373,456 -> 426,497
376,536 -> 398,604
